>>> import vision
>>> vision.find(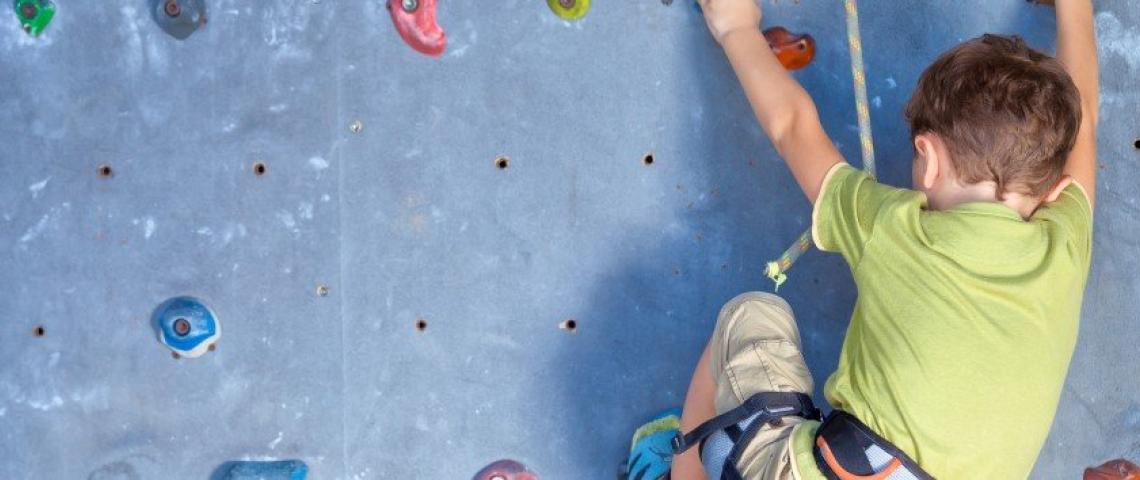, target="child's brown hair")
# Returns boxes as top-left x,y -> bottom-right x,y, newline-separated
905,34 -> 1082,199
